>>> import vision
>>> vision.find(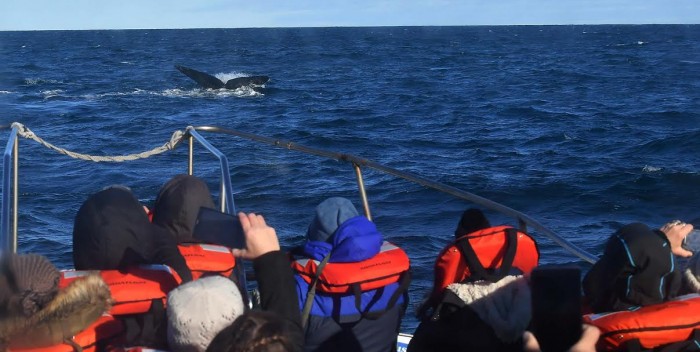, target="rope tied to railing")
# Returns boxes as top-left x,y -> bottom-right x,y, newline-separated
10,122 -> 187,162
